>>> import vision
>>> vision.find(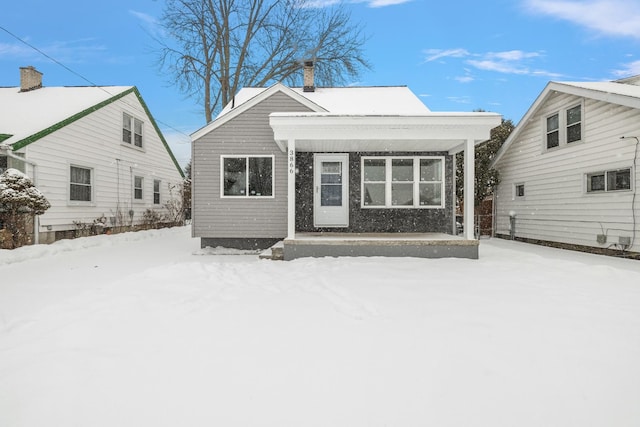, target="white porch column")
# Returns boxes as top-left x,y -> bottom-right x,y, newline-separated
464,138 -> 475,240
287,139 -> 296,239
